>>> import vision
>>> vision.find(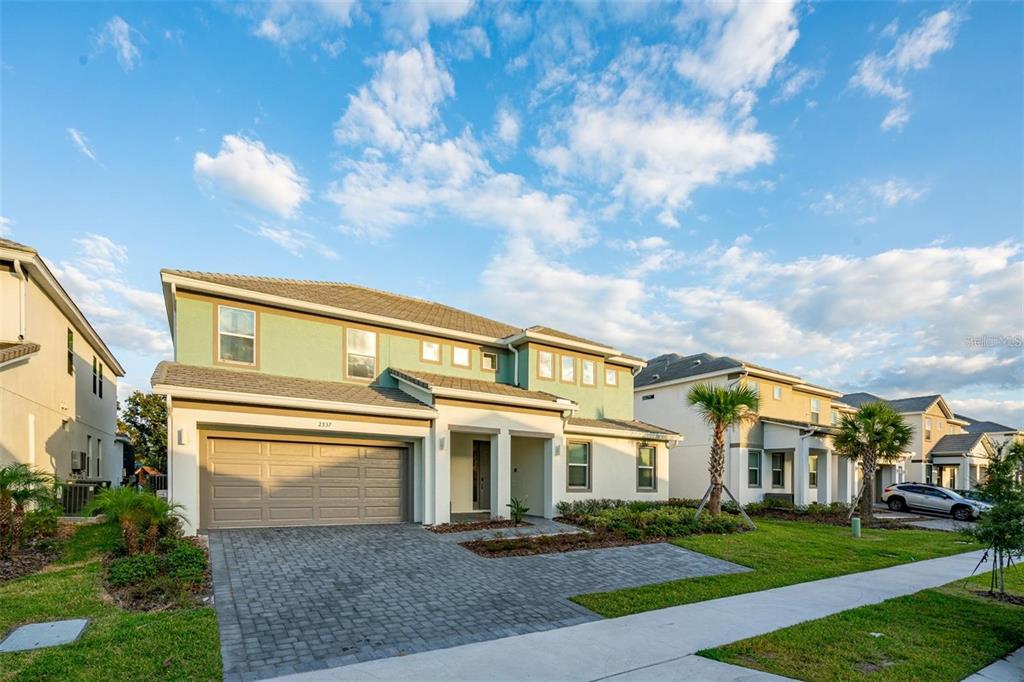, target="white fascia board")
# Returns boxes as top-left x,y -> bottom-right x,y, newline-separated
502,330 -> 619,357
792,383 -> 844,398
151,383 -> 438,420
606,355 -> 646,369
392,374 -> 576,412
2,248 -> 125,376
564,424 -> 681,442
162,272 -> 508,349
